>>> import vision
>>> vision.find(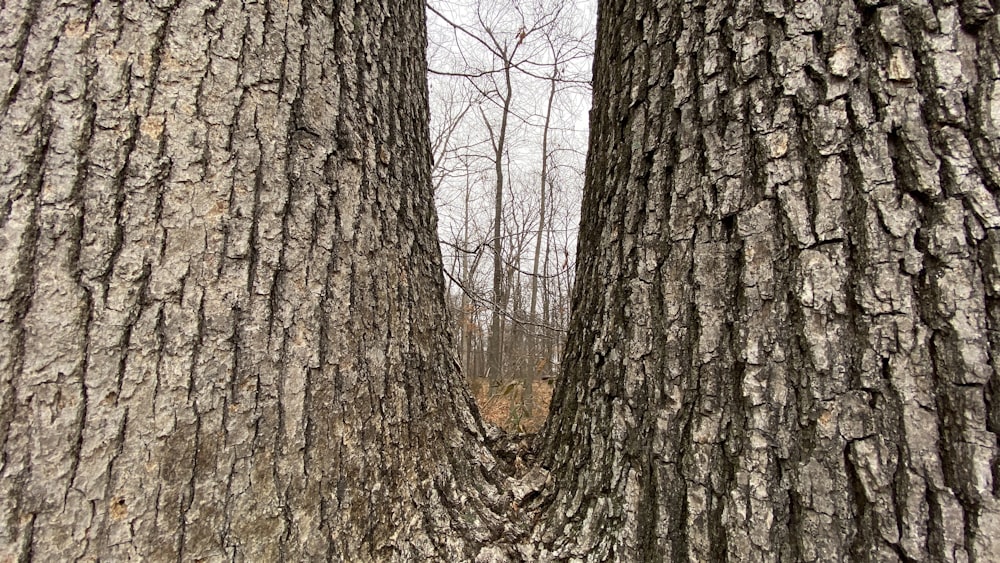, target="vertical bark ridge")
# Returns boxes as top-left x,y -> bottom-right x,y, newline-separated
538,0 -> 1000,560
